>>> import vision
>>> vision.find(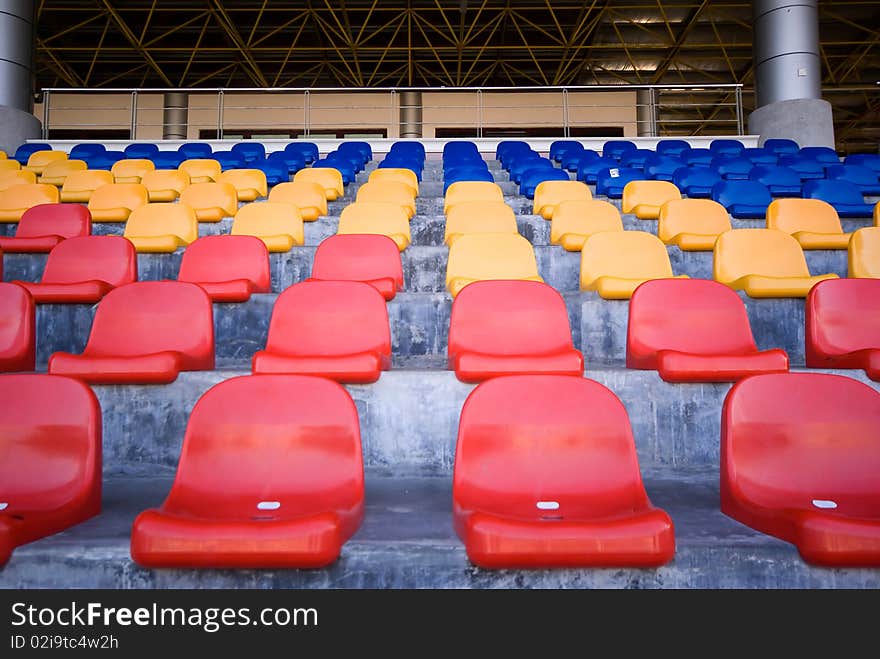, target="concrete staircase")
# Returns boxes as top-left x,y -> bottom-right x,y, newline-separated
2,157 -> 879,589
